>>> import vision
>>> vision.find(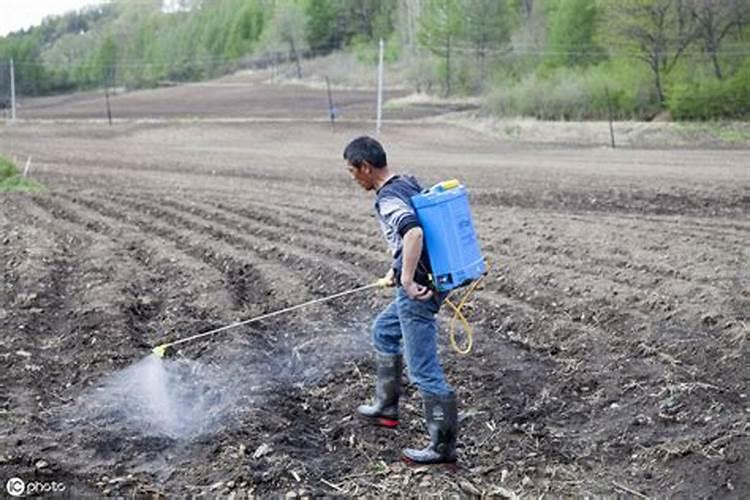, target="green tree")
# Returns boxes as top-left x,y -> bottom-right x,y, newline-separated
342,0 -> 397,41
226,1 -> 265,58
42,32 -> 97,90
545,0 -> 604,68
462,0 -> 512,82
305,0 -> 342,52
371,0 -> 399,41
93,35 -> 118,85
418,0 -> 463,95
0,35 -> 51,95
